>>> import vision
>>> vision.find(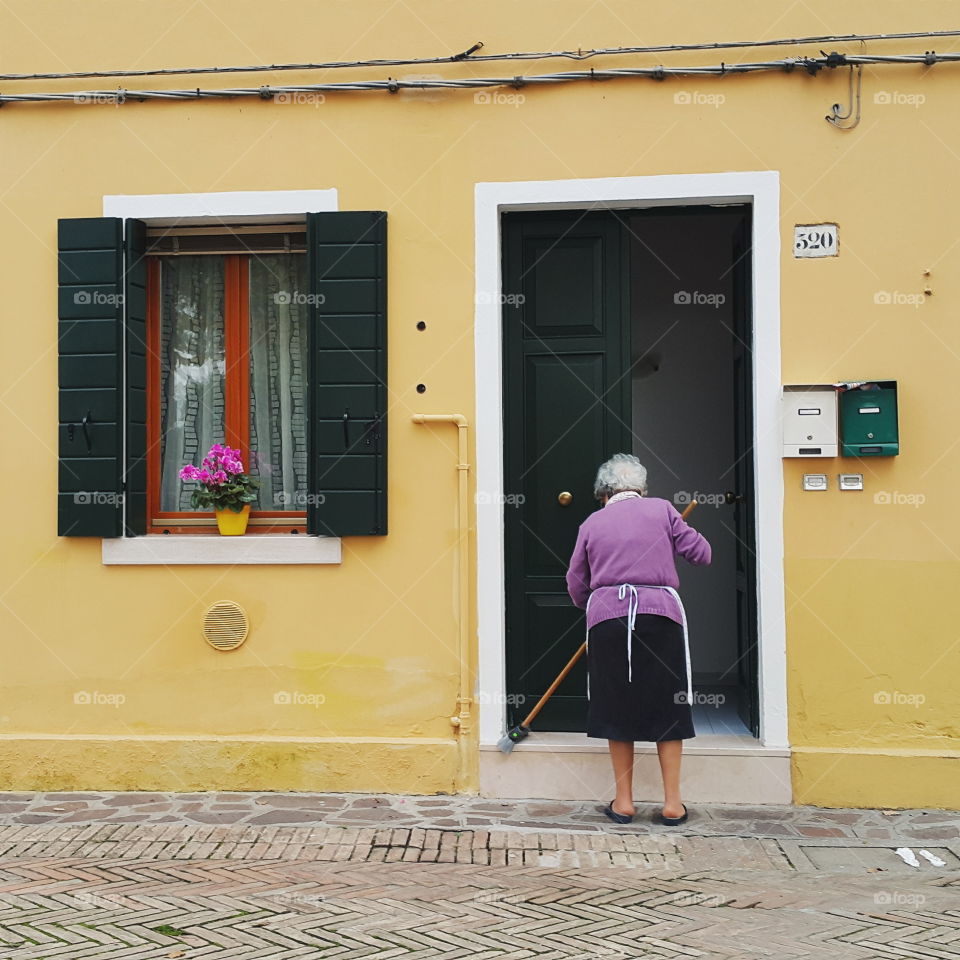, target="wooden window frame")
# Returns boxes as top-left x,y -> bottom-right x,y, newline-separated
145,254 -> 308,535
